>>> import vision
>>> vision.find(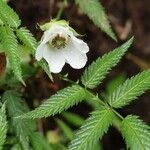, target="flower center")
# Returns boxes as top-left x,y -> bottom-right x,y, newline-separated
50,34 -> 68,49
